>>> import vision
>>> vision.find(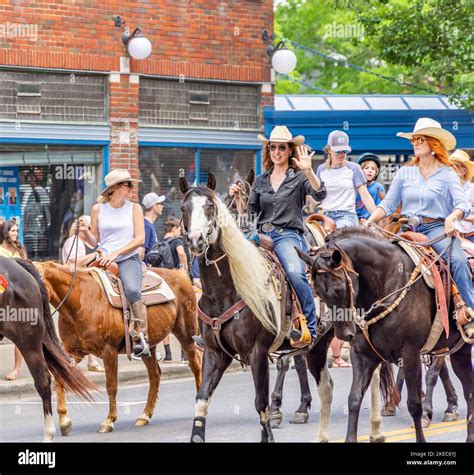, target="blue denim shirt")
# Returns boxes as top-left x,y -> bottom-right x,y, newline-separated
378,165 -> 470,219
